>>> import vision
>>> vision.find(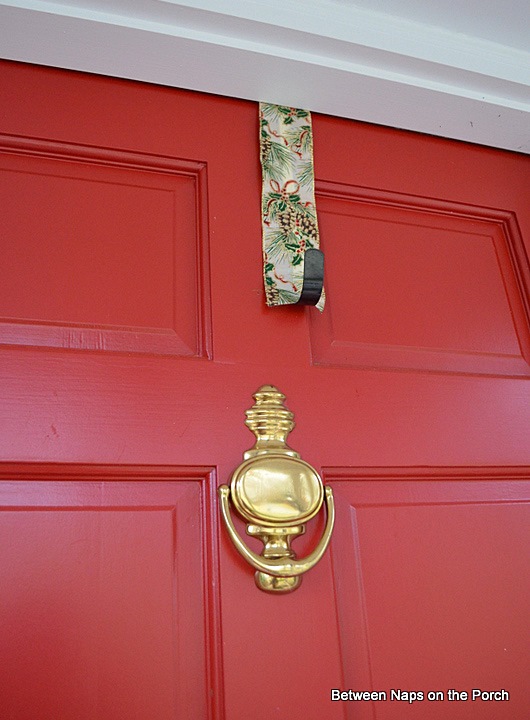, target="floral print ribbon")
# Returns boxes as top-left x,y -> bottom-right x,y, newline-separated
260,103 -> 325,311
